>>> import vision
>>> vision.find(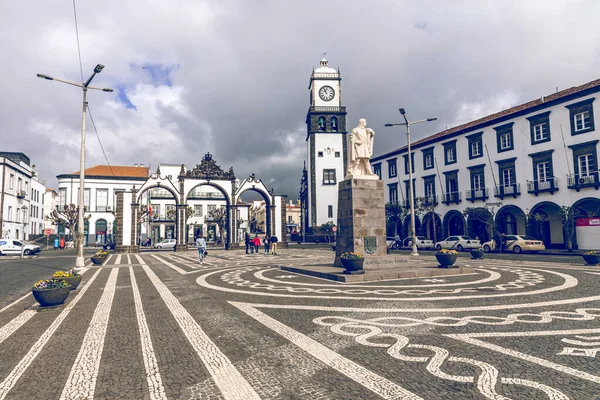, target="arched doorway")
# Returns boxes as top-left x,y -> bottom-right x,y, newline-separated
402,214 -> 421,239
496,205 -> 526,235
136,184 -> 180,248
421,212 -> 442,242
571,197 -> 600,250
528,201 -> 563,248
443,210 -> 465,238
465,207 -> 492,242
185,182 -> 232,249
95,219 -> 107,245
